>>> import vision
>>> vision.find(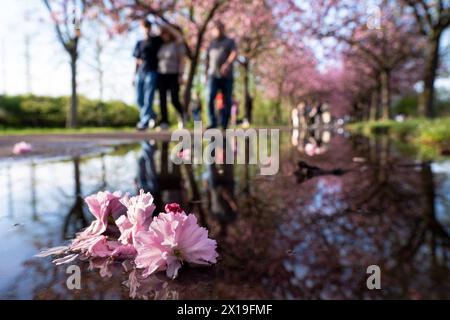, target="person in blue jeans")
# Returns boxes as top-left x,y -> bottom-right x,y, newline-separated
205,21 -> 238,129
133,19 -> 163,131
